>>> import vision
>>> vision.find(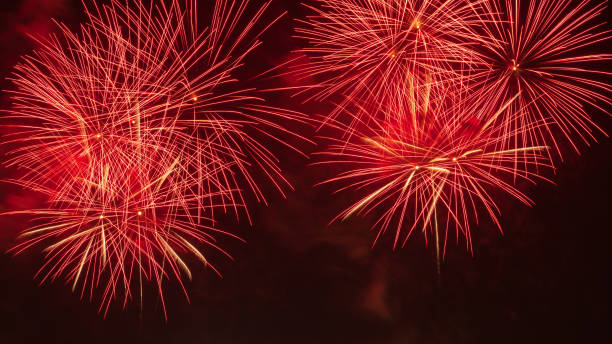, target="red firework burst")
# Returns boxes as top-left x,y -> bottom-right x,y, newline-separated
471,0 -> 611,160
291,0 -> 488,127
298,0 -> 611,257
316,79 -> 551,256
2,0 -> 306,317
6,140 -> 238,317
